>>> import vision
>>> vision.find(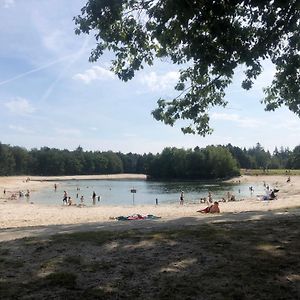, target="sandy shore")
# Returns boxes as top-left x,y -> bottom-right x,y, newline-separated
0,174 -> 299,229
